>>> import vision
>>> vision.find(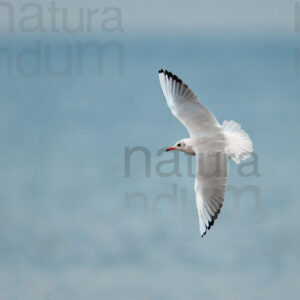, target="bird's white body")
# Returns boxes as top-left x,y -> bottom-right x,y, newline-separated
158,70 -> 253,237
171,131 -> 226,156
